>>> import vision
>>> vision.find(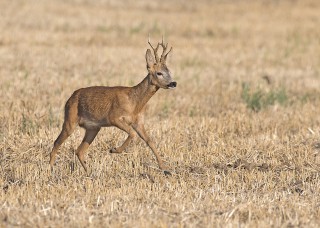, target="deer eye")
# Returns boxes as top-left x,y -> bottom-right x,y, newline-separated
156,72 -> 163,76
